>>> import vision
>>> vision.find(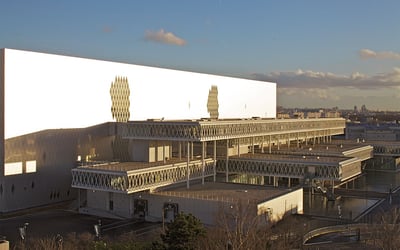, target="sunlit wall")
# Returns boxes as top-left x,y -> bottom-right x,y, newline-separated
1,48 -> 276,139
